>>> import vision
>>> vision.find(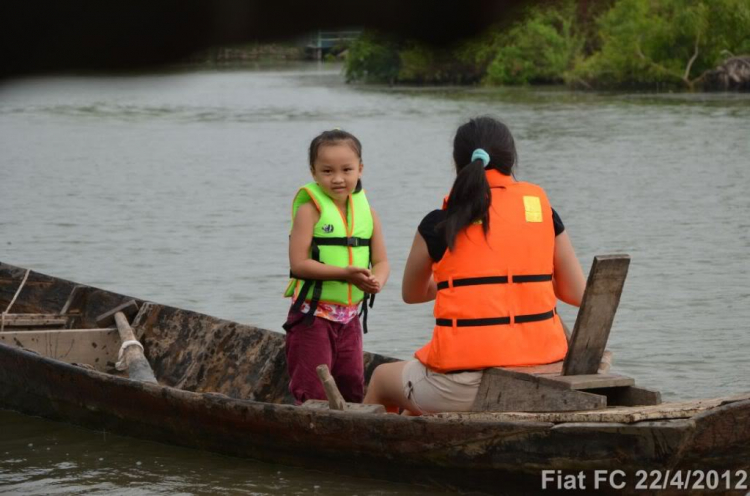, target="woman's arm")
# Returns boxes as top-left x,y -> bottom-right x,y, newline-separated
402,231 -> 437,304
289,201 -> 371,283
552,231 -> 586,307
367,208 -> 390,293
